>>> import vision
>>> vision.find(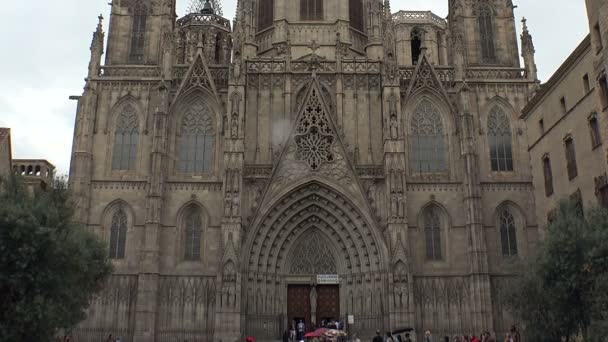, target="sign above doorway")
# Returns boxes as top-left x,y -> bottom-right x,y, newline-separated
317,274 -> 339,284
